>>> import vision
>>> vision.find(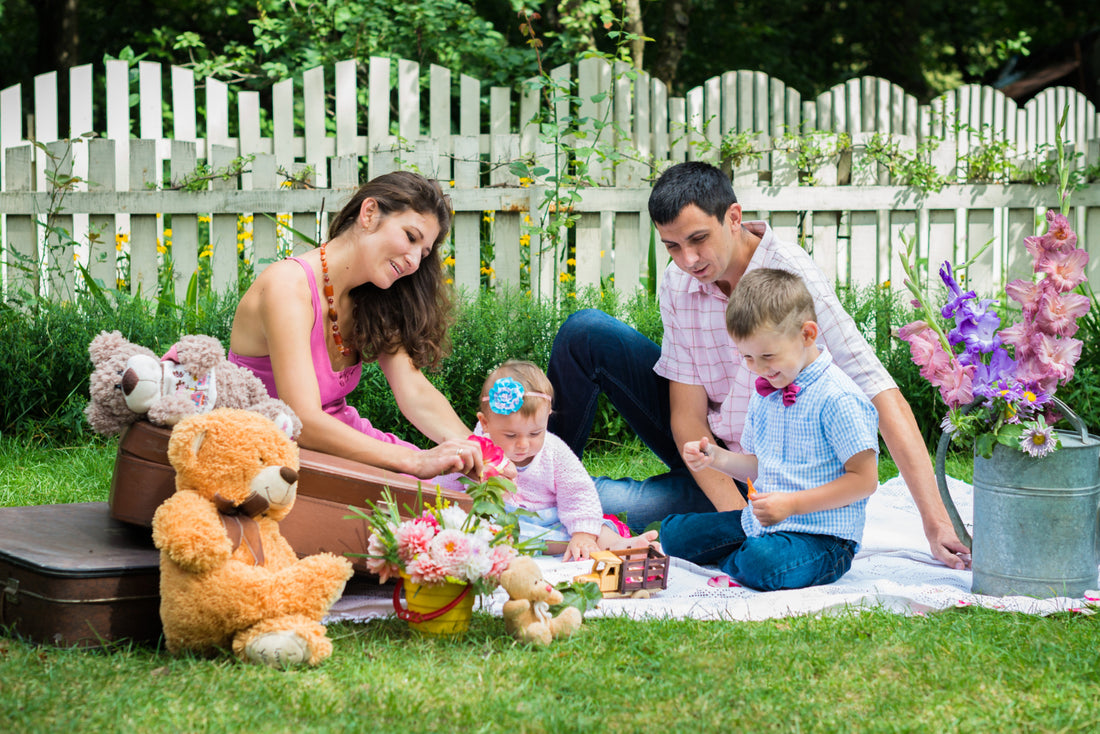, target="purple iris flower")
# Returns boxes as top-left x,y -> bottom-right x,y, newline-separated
971,347 -> 1017,398
939,262 -> 978,319
947,298 -> 1002,356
